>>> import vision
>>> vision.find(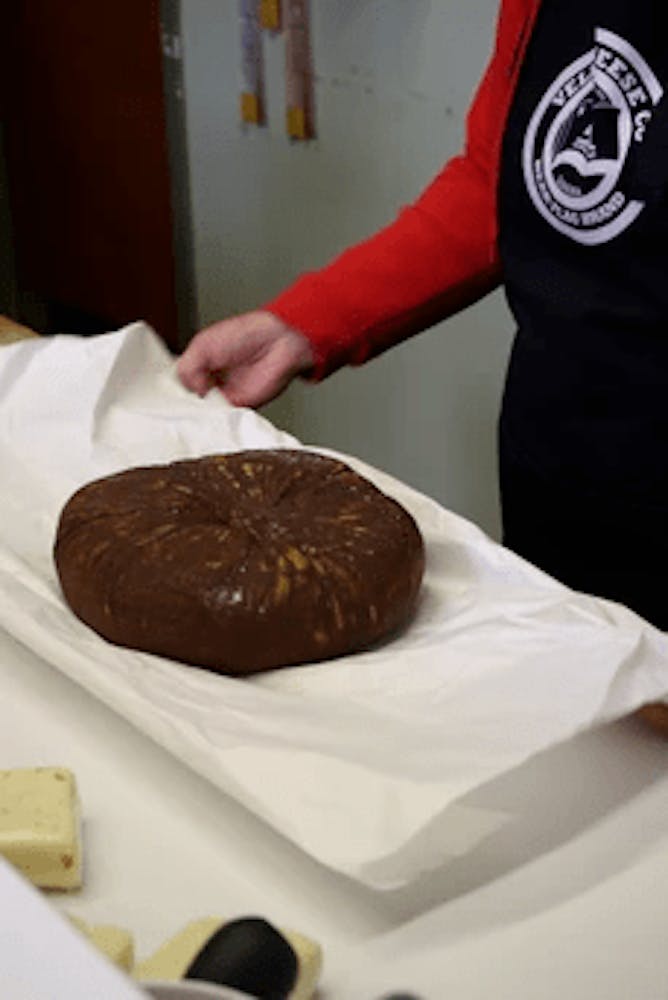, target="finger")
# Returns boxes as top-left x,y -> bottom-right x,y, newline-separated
177,365 -> 214,397
223,368 -> 288,408
177,331 -> 234,394
223,344 -> 298,408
